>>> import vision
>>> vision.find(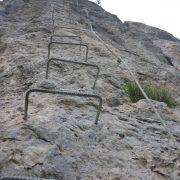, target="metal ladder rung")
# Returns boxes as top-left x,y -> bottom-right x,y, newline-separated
0,177 -> 51,180
50,35 -> 82,43
24,89 -> 102,125
46,58 -> 100,89
48,42 -> 89,62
